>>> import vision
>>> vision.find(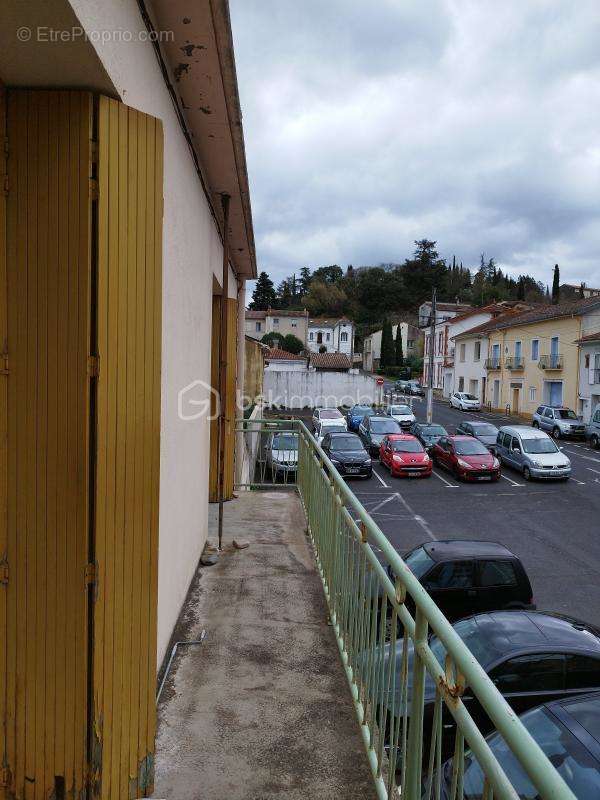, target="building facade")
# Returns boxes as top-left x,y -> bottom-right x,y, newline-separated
0,1 -> 254,796
361,322 -> 422,372
245,308 -> 309,343
307,317 -> 354,356
419,302 -> 472,392
577,332 -> 600,422
484,298 -> 600,416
